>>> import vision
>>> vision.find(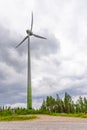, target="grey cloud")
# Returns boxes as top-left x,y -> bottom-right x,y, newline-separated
0,26 -> 14,48
59,85 -> 87,99
0,70 -> 6,81
0,82 -> 26,105
0,25 -> 26,73
31,32 -> 60,58
0,48 -> 26,73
